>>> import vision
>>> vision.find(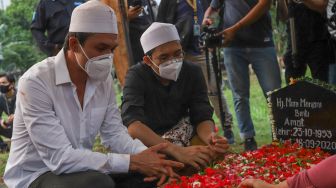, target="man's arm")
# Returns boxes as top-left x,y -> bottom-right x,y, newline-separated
127,120 -> 214,169
277,0 -> 327,23
232,0 -> 271,31
122,68 -> 214,169
218,0 -> 271,45
202,0 -> 220,25
189,66 -> 229,154
19,77 -> 127,174
19,76 -> 181,182
127,0 -> 143,21
128,121 -> 169,146
196,120 -> 215,145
